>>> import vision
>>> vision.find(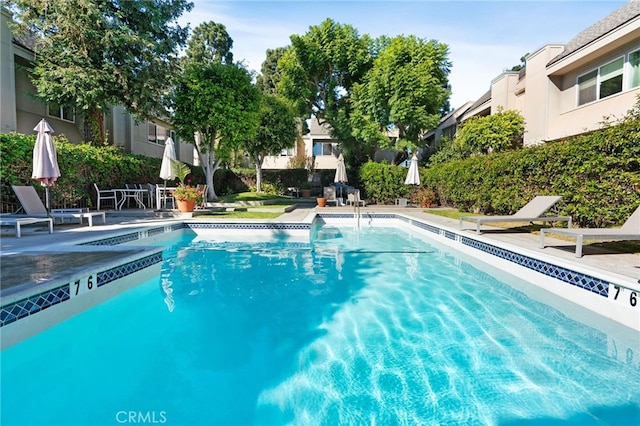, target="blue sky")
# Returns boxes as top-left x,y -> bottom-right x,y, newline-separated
177,1 -> 627,109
